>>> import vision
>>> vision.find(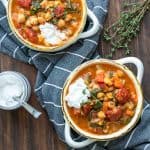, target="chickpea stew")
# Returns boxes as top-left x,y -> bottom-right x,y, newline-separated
65,63 -> 137,135
11,0 -> 83,47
